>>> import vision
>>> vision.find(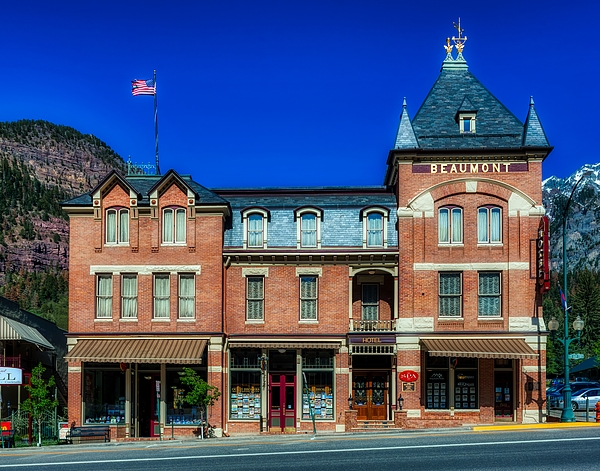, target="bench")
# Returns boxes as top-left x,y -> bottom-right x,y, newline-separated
66,425 -> 110,443
1,430 -> 15,448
